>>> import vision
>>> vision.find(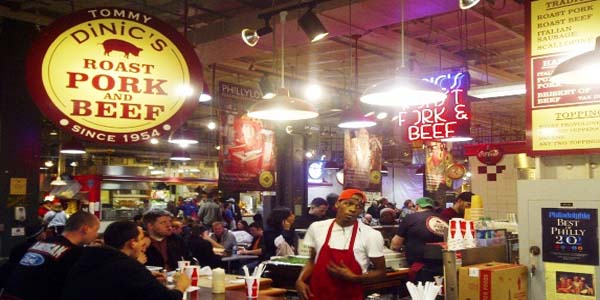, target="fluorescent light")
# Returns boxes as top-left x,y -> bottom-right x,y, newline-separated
468,83 -> 526,99
150,169 -> 165,175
